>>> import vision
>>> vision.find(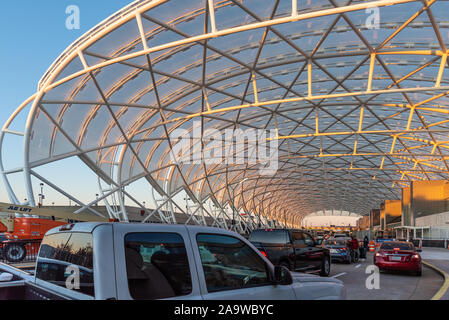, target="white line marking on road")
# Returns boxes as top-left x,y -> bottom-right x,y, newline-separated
355,264 -> 361,268
332,272 -> 347,278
